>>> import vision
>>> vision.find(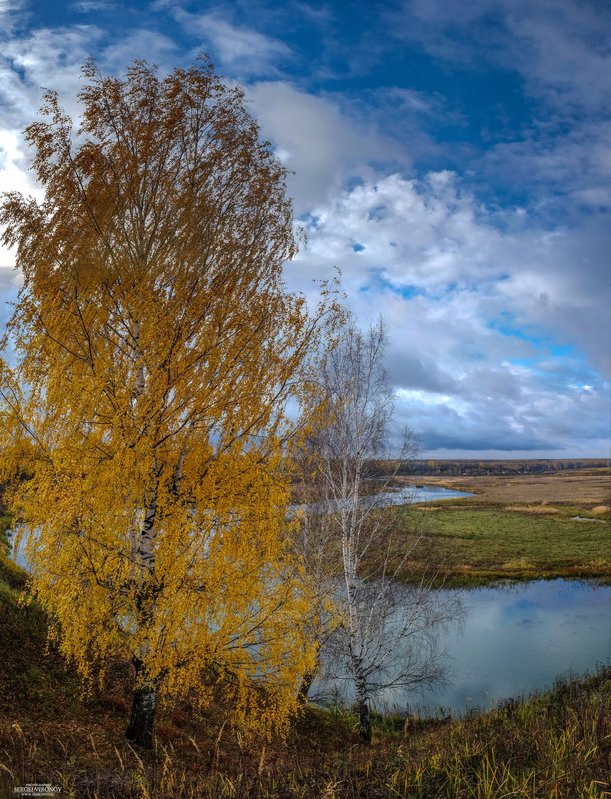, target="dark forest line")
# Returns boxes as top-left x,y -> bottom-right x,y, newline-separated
382,458 -> 610,477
